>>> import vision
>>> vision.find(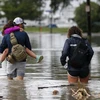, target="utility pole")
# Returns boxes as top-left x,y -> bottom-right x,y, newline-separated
39,0 -> 42,33
86,0 -> 91,43
50,10 -> 53,34
86,0 -> 92,78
